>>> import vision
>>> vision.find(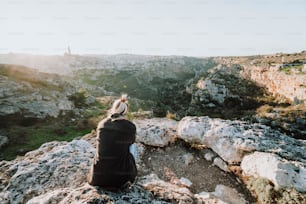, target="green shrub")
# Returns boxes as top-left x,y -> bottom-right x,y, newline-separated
68,89 -> 88,108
